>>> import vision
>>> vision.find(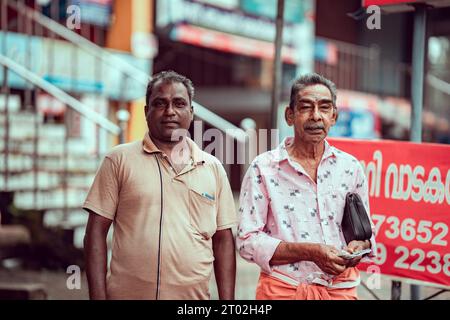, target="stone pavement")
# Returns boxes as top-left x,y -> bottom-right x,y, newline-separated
209,254 -> 450,300
0,259 -> 448,300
